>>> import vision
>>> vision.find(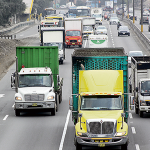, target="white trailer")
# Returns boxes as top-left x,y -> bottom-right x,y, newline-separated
40,27 -> 65,64
91,8 -> 103,25
130,56 -> 150,117
82,17 -> 96,39
88,34 -> 108,48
